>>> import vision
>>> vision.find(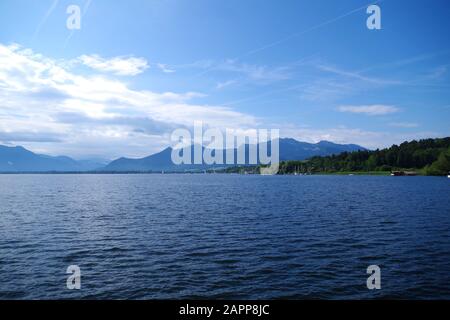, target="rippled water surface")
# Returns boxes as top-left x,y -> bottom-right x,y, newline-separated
0,174 -> 449,299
